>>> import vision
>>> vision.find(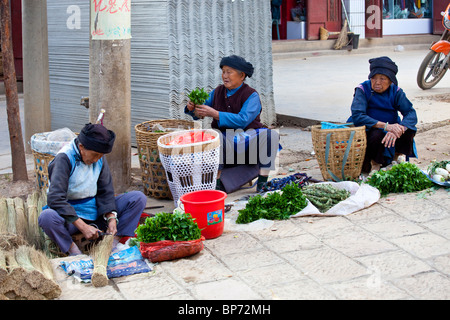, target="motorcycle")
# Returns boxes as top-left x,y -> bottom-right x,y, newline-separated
417,3 -> 450,90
